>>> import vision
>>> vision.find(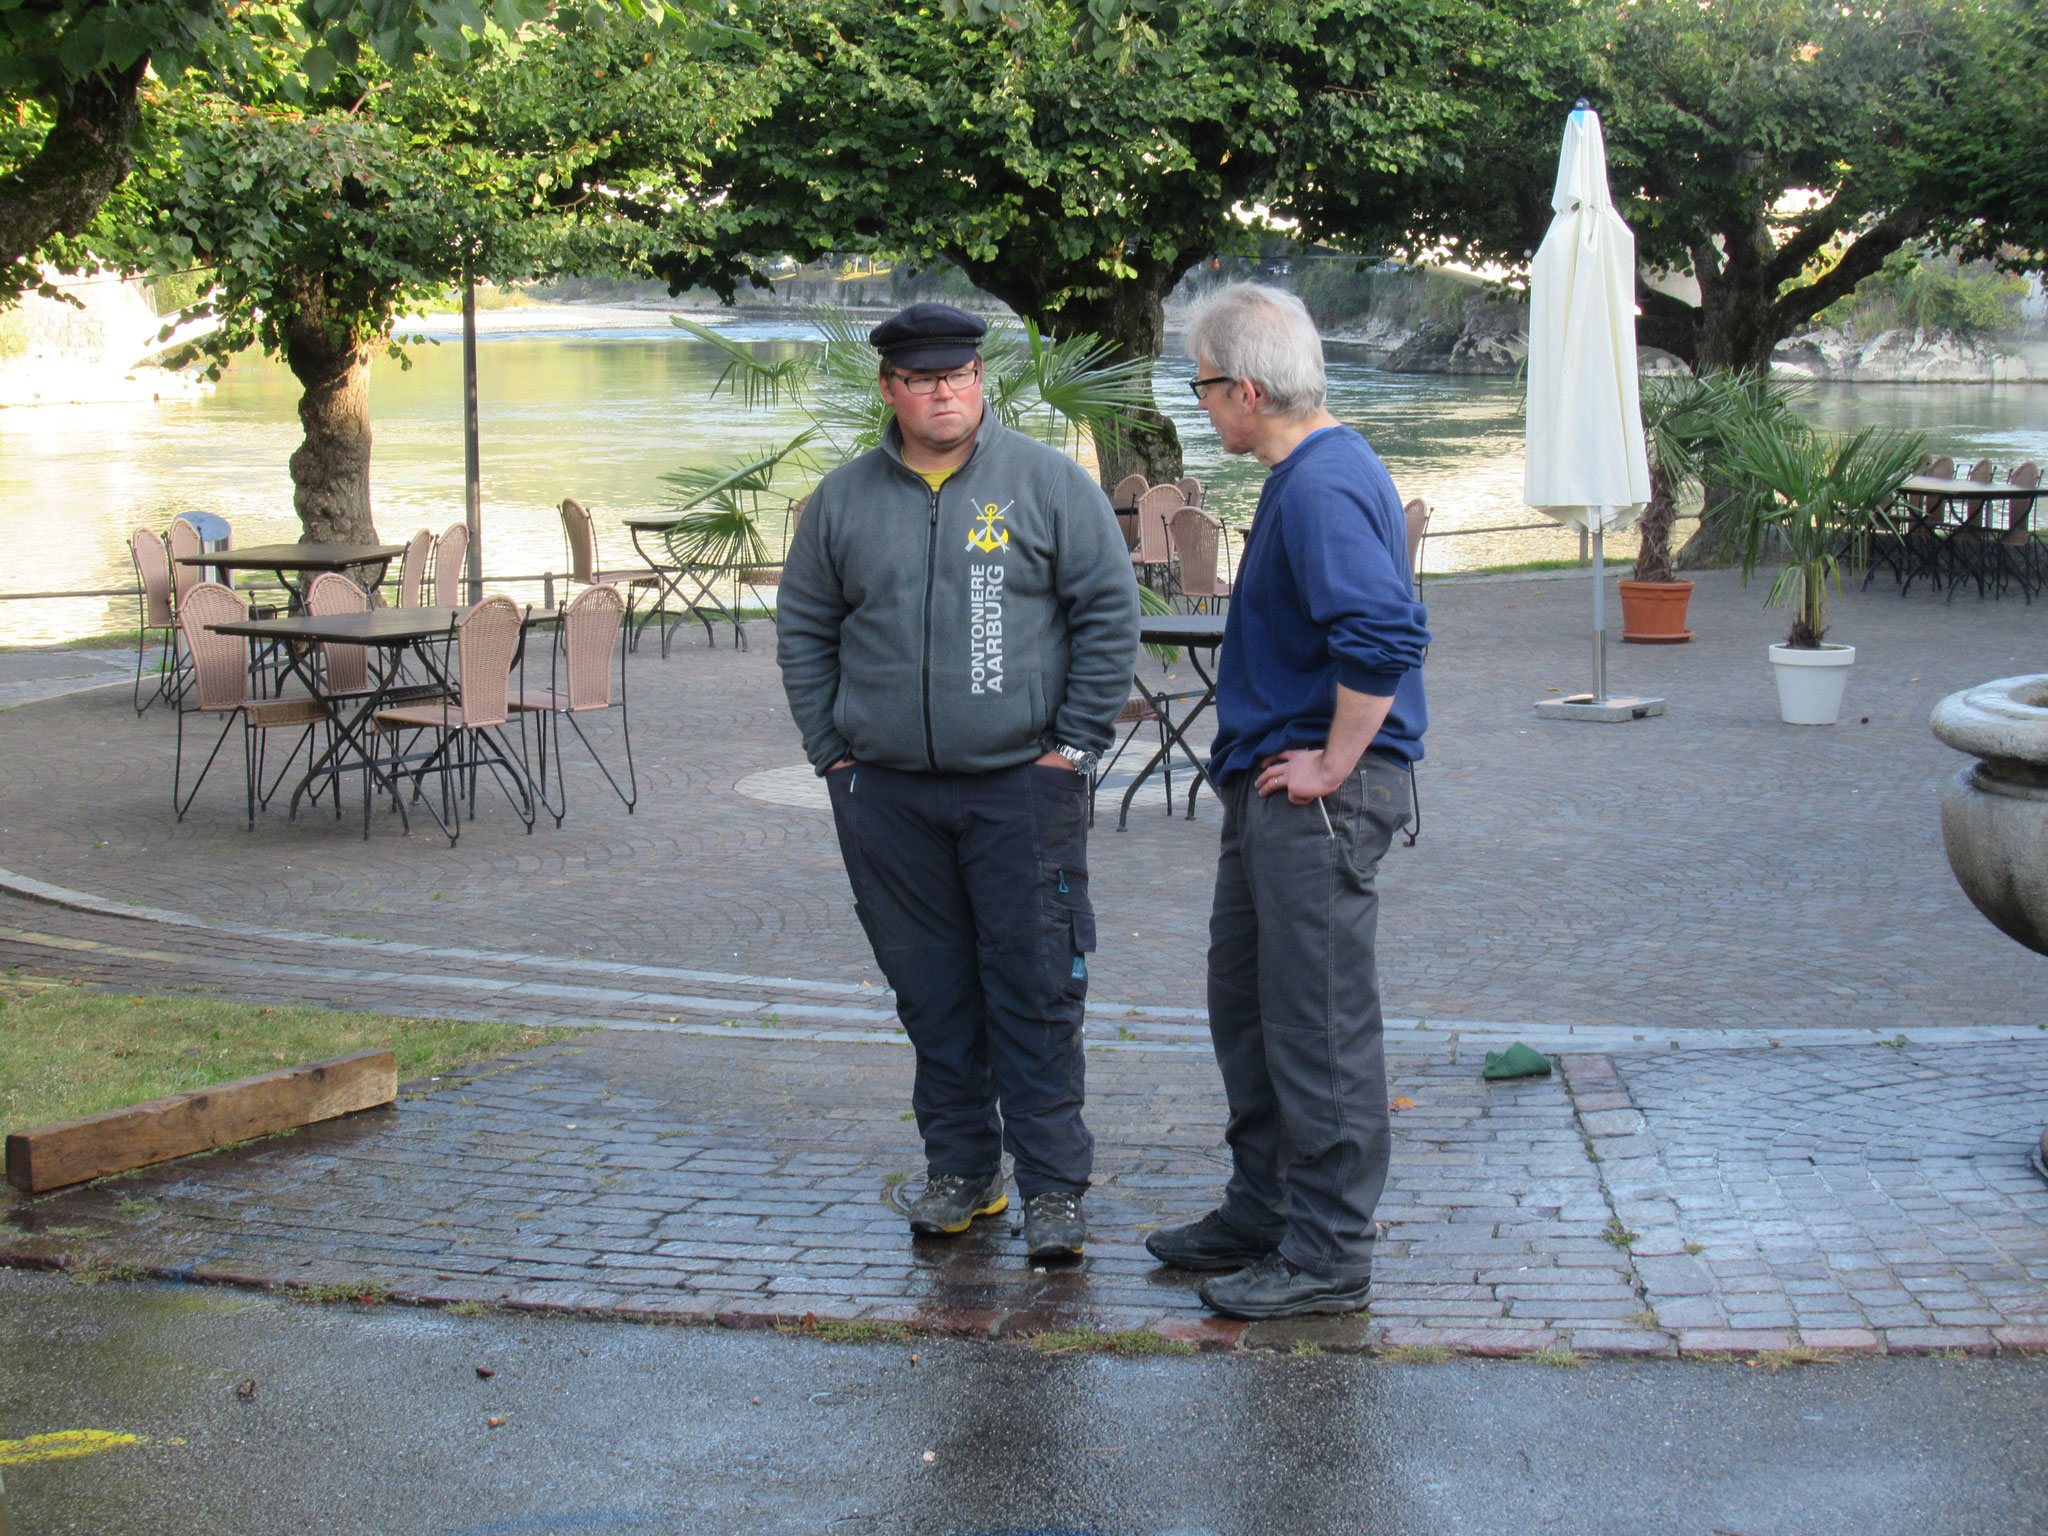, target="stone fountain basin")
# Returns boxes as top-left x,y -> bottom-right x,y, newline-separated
1932,674 -> 2048,957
